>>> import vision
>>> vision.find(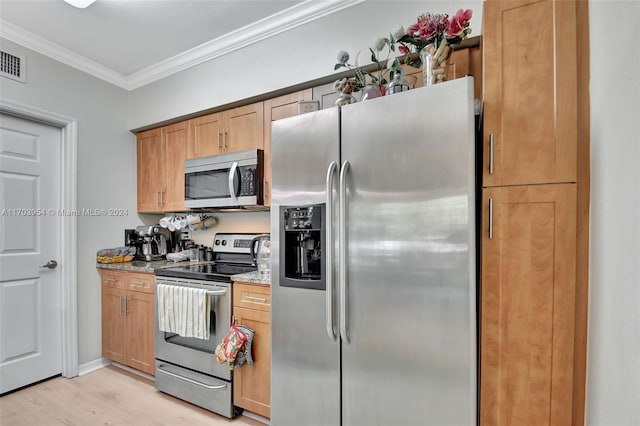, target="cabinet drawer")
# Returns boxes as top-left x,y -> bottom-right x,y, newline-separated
234,282 -> 270,312
126,272 -> 155,293
100,270 -> 125,289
